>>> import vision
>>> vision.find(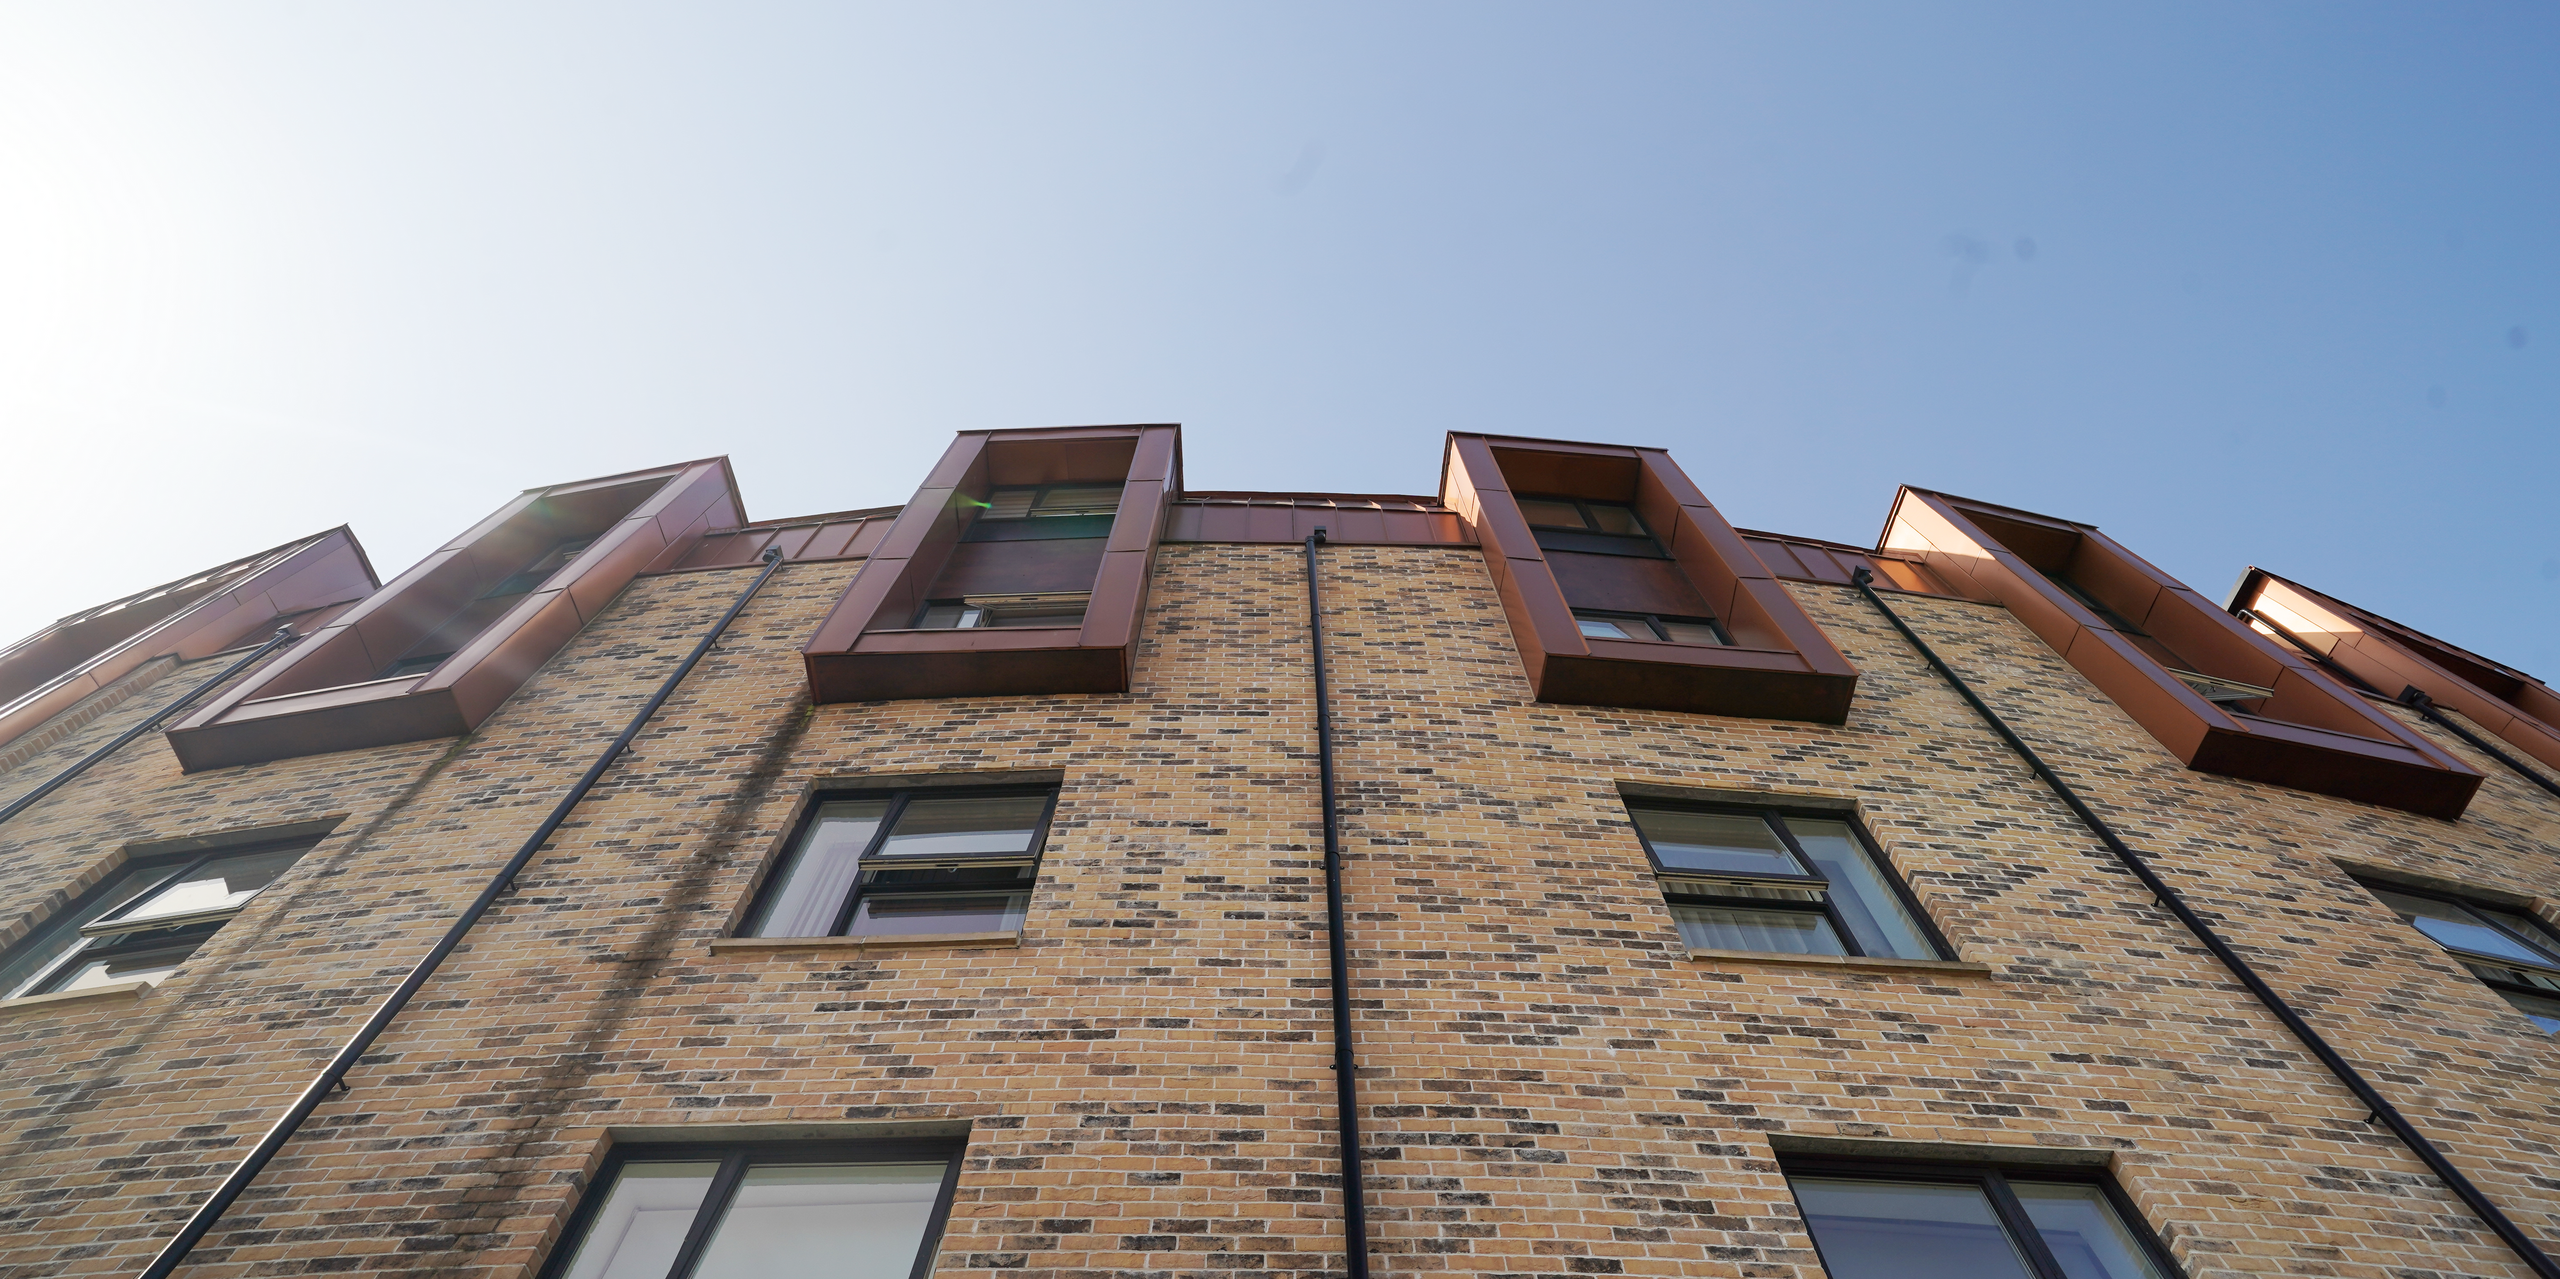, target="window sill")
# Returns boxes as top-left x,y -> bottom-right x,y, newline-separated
708,931 -> 1021,955
0,980 -> 153,1015
1686,948 -> 1992,976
